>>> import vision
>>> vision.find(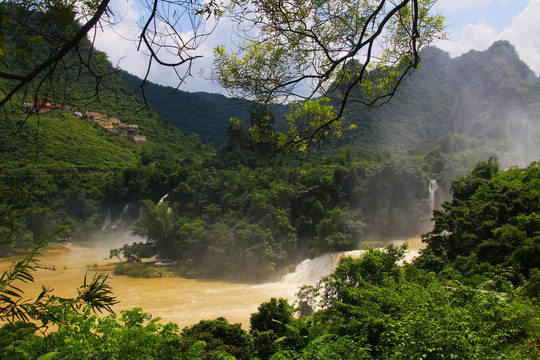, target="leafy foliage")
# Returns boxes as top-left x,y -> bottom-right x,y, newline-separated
291,246 -> 539,359
0,236 -> 52,324
131,199 -> 178,260
212,0 -> 445,152
3,159 -> 540,360
0,240 -> 118,326
113,150 -> 434,280
2,3 -> 540,359
181,317 -> 253,360
0,176 -> 36,255
0,238 -> 121,359
417,159 -> 540,286
249,298 -> 295,359
7,307 -> 190,359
